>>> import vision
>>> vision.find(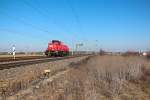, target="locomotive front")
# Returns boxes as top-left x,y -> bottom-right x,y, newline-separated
45,40 -> 69,56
